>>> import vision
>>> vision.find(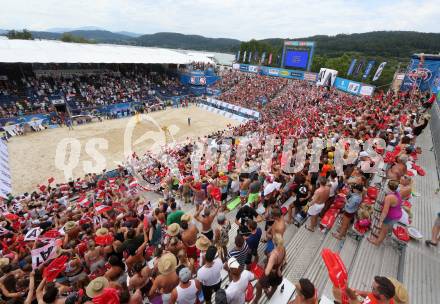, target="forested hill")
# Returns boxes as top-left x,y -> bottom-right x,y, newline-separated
256,31 -> 440,59
2,29 -> 439,58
